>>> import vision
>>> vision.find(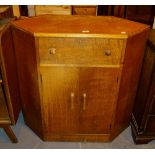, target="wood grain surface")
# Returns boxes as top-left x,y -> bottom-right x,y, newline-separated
11,15 -> 149,37
0,85 -> 10,124
38,37 -> 124,65
111,29 -> 149,139
11,15 -> 150,141
0,23 -> 21,124
12,27 -> 44,139
40,66 -> 121,136
35,5 -> 72,16
72,6 -> 97,15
